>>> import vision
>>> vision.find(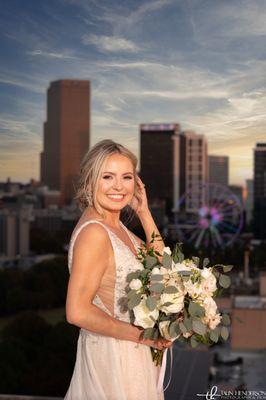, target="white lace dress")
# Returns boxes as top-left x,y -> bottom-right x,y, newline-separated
64,219 -> 164,400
